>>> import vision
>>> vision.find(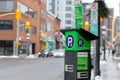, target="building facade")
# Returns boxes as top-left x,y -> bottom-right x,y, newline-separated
47,0 -> 75,29
0,0 -> 61,56
0,0 -> 41,56
46,12 -> 61,50
114,16 -> 120,52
